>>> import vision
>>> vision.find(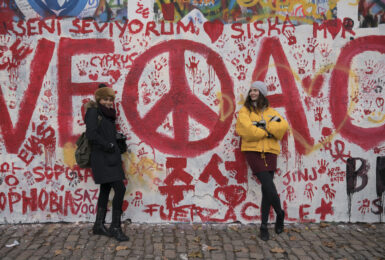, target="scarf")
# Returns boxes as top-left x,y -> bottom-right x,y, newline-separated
98,103 -> 116,120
